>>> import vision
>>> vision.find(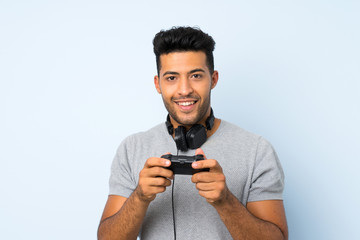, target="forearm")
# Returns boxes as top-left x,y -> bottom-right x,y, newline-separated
213,192 -> 285,240
97,192 -> 149,240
